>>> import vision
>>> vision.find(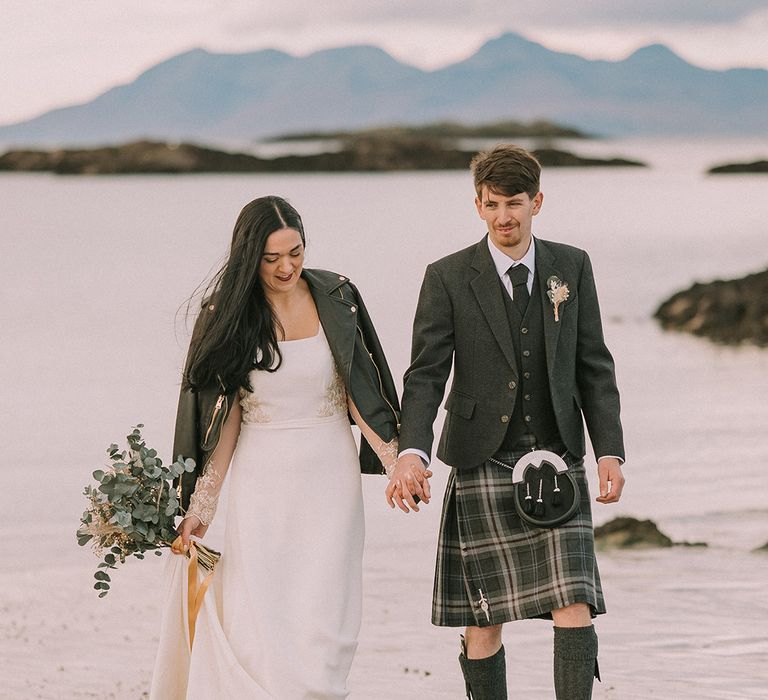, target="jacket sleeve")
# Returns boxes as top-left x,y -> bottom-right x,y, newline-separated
347,281 -> 401,433
171,302 -> 213,511
398,263 -> 455,456
574,251 -> 625,461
